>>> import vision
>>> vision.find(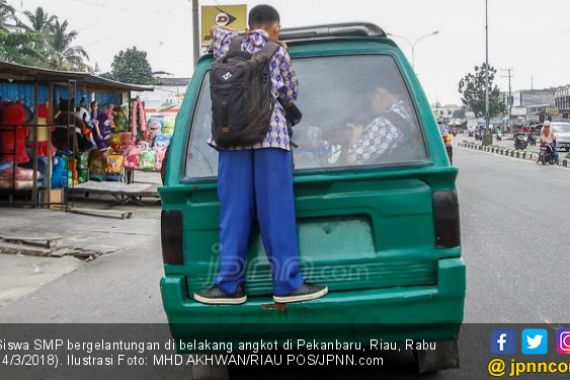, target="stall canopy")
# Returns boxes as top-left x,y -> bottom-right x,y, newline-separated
0,60 -> 153,92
